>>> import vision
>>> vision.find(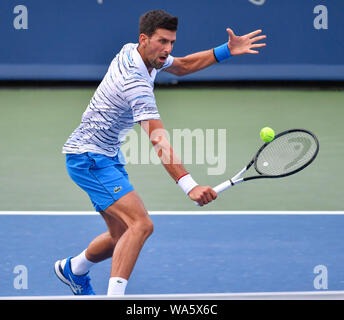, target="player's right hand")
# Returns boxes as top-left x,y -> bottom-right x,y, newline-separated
188,186 -> 217,206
